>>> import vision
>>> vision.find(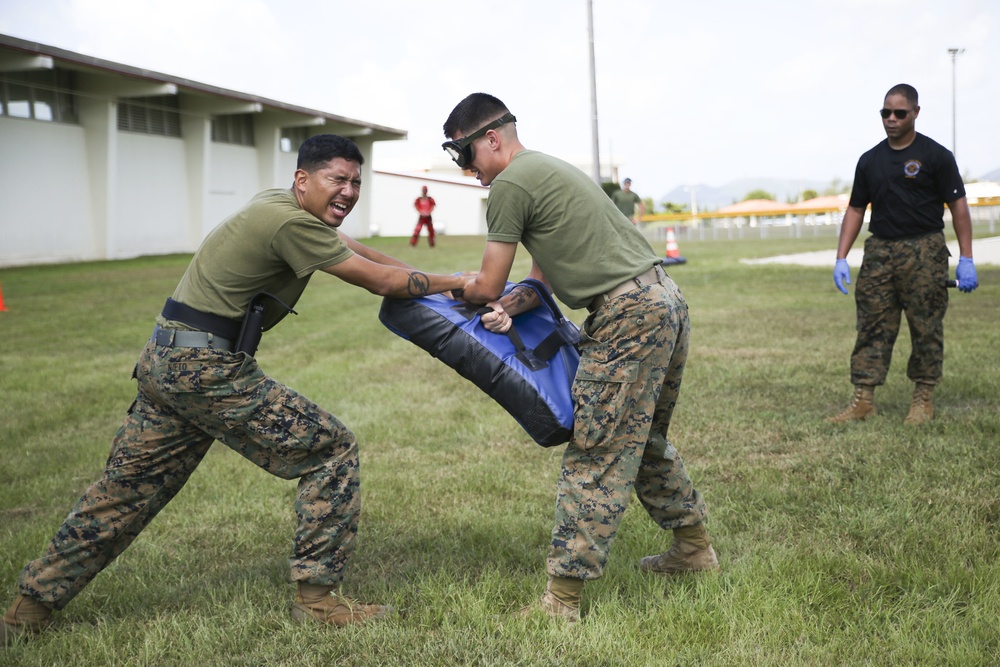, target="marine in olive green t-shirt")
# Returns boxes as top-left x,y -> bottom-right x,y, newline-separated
485,151 -> 658,310
159,189 -> 354,331
611,188 -> 642,220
